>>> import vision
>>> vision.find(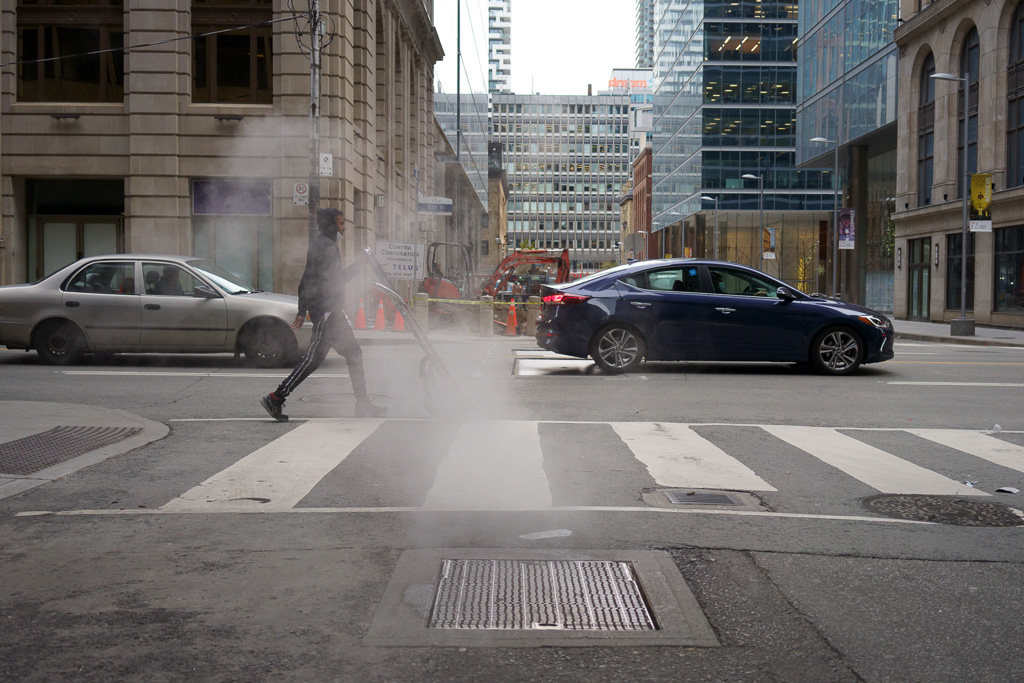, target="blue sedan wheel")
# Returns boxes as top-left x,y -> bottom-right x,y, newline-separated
589,324 -> 646,374
810,326 -> 863,375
